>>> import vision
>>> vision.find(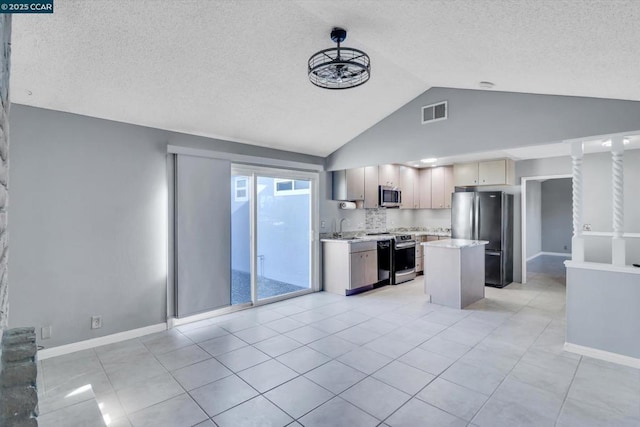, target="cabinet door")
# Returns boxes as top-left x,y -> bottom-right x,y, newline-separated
443,166 -> 454,208
364,166 -> 379,208
346,167 -> 365,200
478,160 -> 506,185
453,163 -> 479,186
399,166 -> 416,209
349,253 -> 364,289
363,250 -> 378,285
379,164 -> 399,187
419,168 -> 432,209
431,167 -> 445,209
